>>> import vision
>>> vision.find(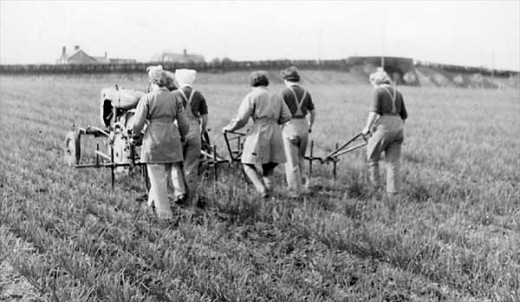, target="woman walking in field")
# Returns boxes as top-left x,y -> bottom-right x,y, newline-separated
223,71 -> 292,198
279,66 -> 316,197
132,66 -> 190,219
362,68 -> 408,196
173,69 -> 209,205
